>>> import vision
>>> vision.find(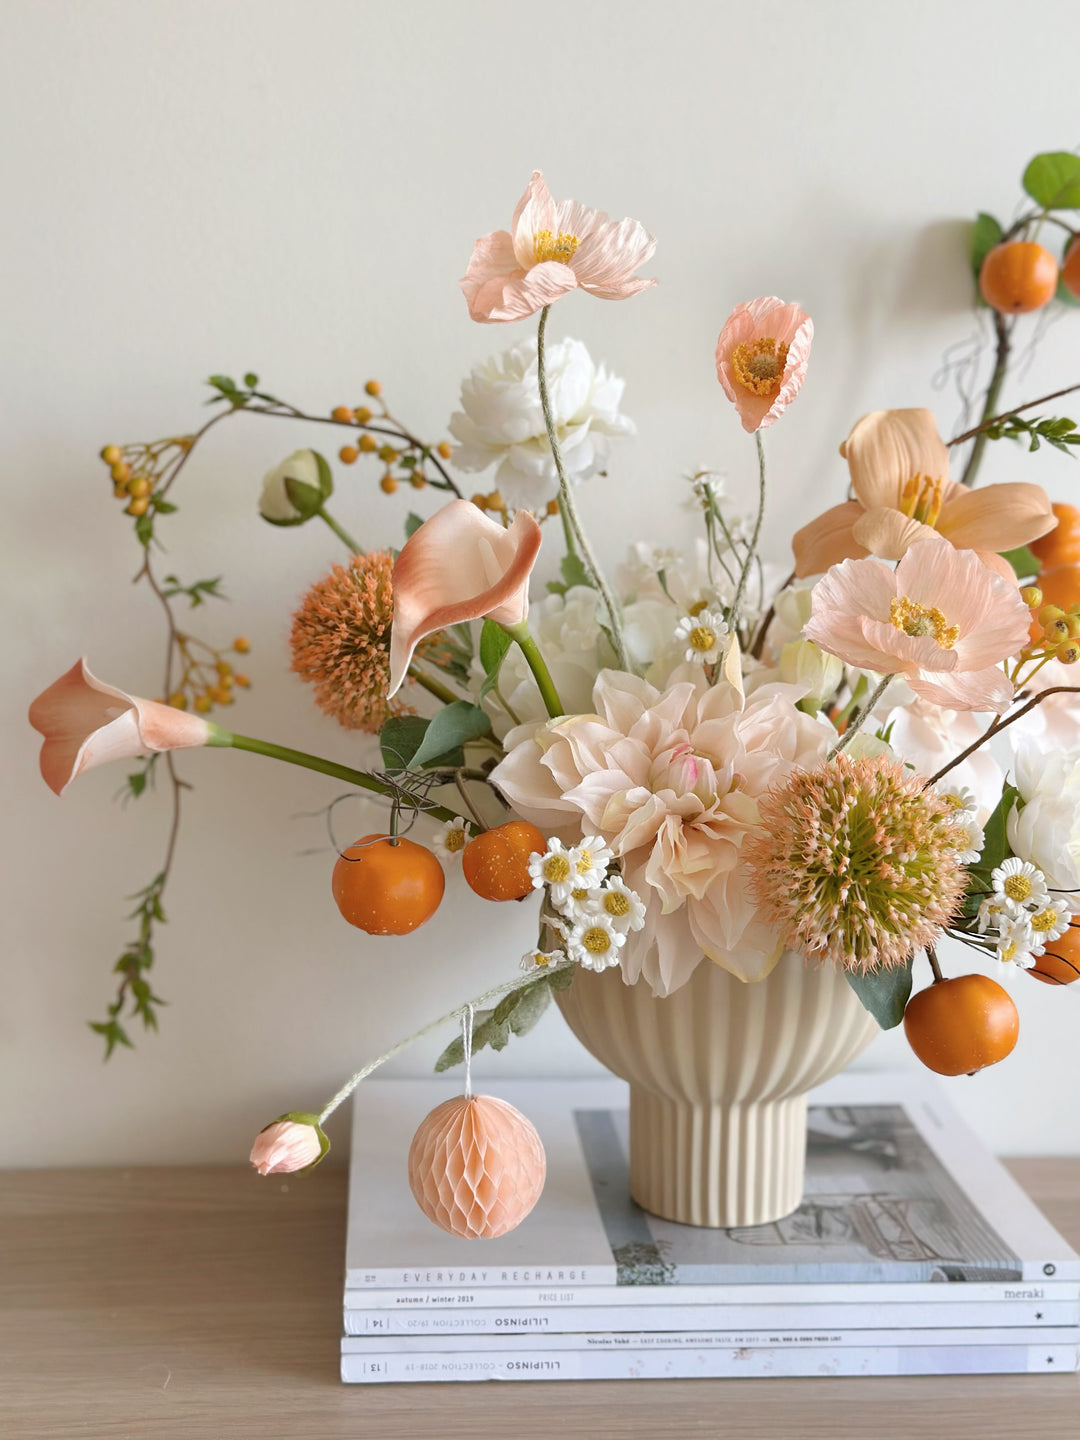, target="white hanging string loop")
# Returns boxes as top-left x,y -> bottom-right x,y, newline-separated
462,1003 -> 475,1100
